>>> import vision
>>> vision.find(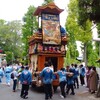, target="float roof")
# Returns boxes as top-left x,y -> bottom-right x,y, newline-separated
33,2 -> 64,16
